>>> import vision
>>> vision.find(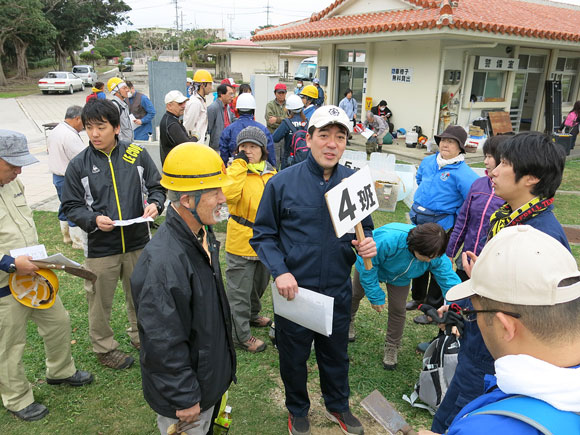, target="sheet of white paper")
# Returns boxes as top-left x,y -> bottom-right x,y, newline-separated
10,244 -> 47,260
113,216 -> 154,227
40,253 -> 81,268
361,128 -> 374,140
271,283 -> 334,336
129,114 -> 138,130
